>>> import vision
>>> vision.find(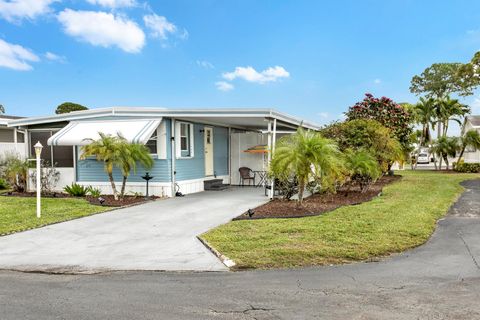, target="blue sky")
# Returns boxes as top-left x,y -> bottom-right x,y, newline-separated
1,0 -> 480,128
